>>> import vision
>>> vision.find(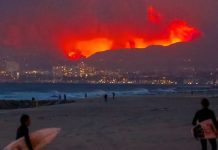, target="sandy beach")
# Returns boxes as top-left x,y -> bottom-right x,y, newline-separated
1,96 -> 218,150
